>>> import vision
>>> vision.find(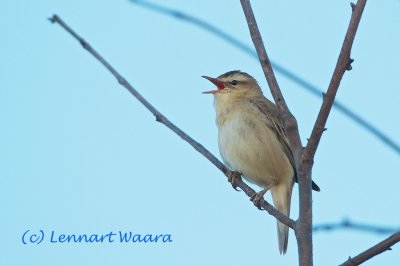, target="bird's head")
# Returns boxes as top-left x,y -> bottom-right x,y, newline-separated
202,70 -> 261,97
